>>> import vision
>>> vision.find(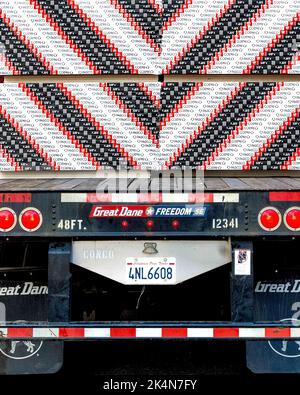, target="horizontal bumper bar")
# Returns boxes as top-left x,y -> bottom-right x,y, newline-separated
0,325 -> 299,340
